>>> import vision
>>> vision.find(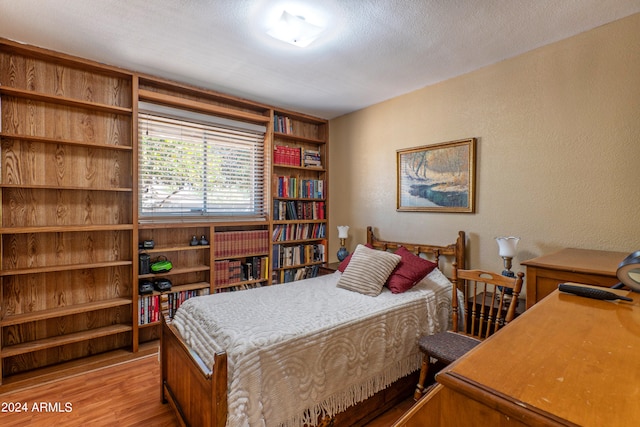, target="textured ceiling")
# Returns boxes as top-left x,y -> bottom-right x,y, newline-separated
1,0 -> 639,119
